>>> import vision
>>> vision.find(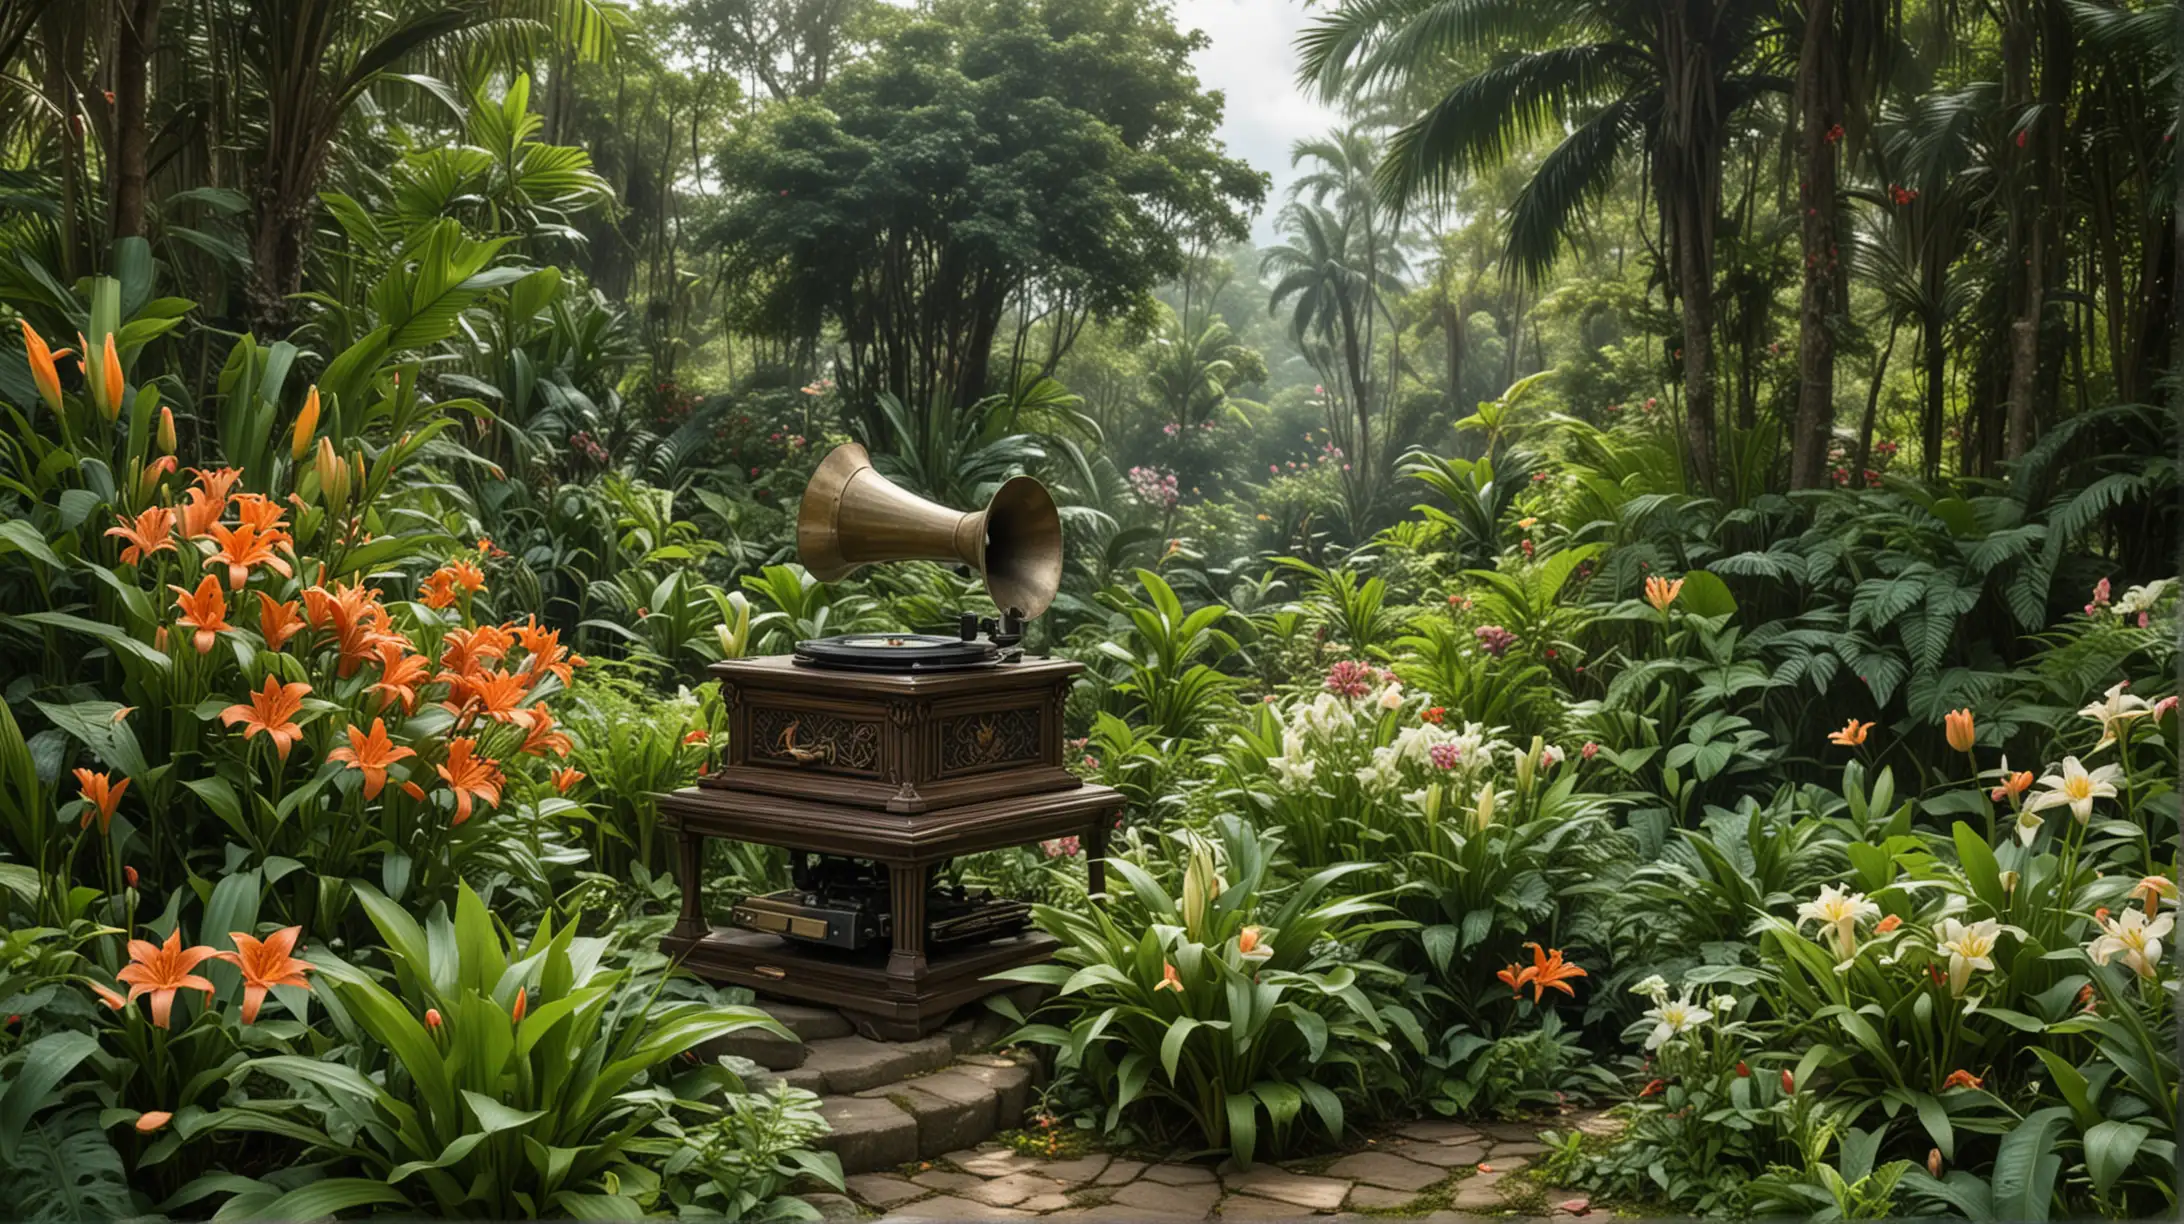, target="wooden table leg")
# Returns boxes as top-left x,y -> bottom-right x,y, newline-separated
1085,814 -> 1110,901
886,862 -> 928,984
672,829 -> 707,942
